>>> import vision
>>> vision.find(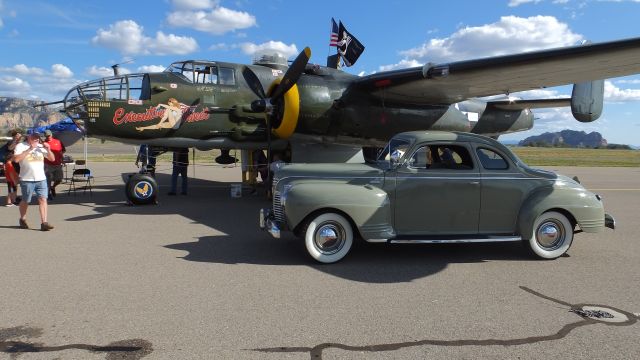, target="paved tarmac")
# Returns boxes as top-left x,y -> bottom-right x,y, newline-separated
0,163 -> 638,359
